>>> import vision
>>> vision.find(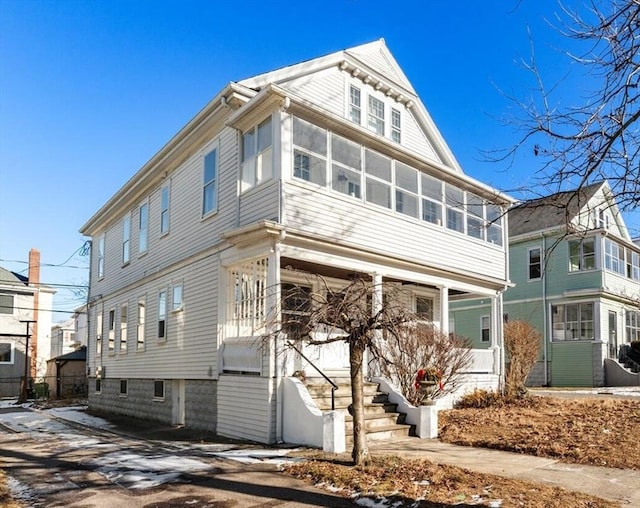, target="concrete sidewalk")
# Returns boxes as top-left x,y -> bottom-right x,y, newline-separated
369,437 -> 640,506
